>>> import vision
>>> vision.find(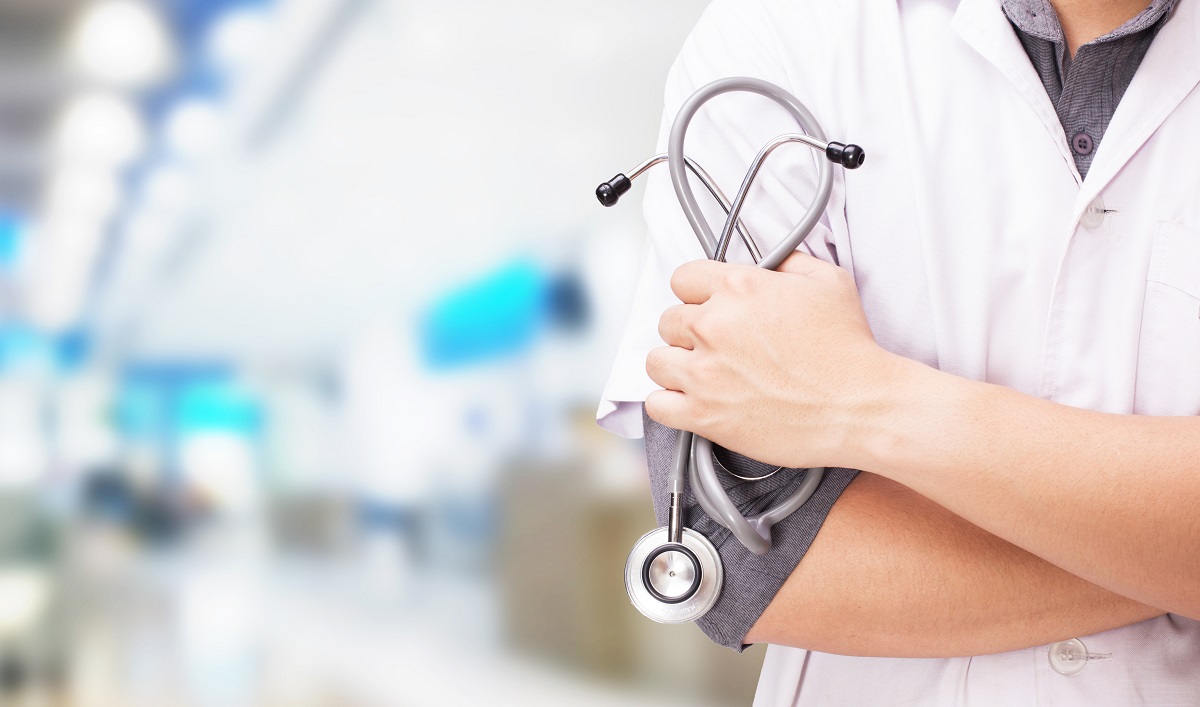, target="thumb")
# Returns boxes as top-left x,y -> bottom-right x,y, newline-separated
777,250 -> 834,277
